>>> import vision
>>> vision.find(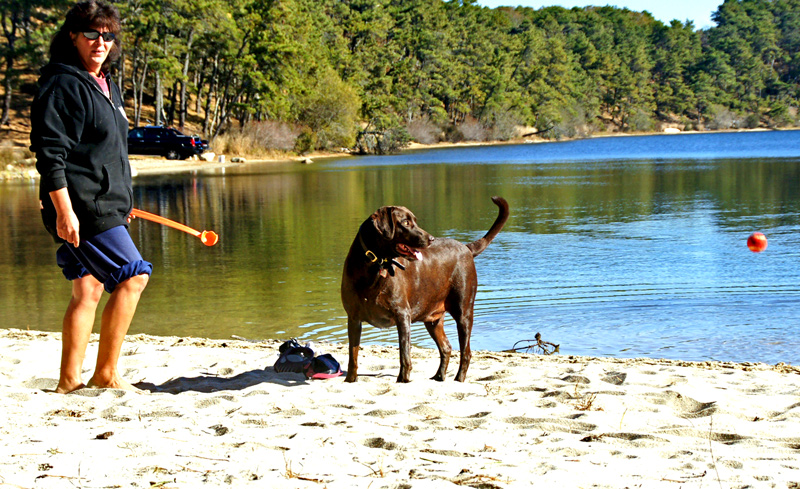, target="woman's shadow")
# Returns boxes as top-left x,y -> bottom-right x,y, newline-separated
135,367 -> 319,394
